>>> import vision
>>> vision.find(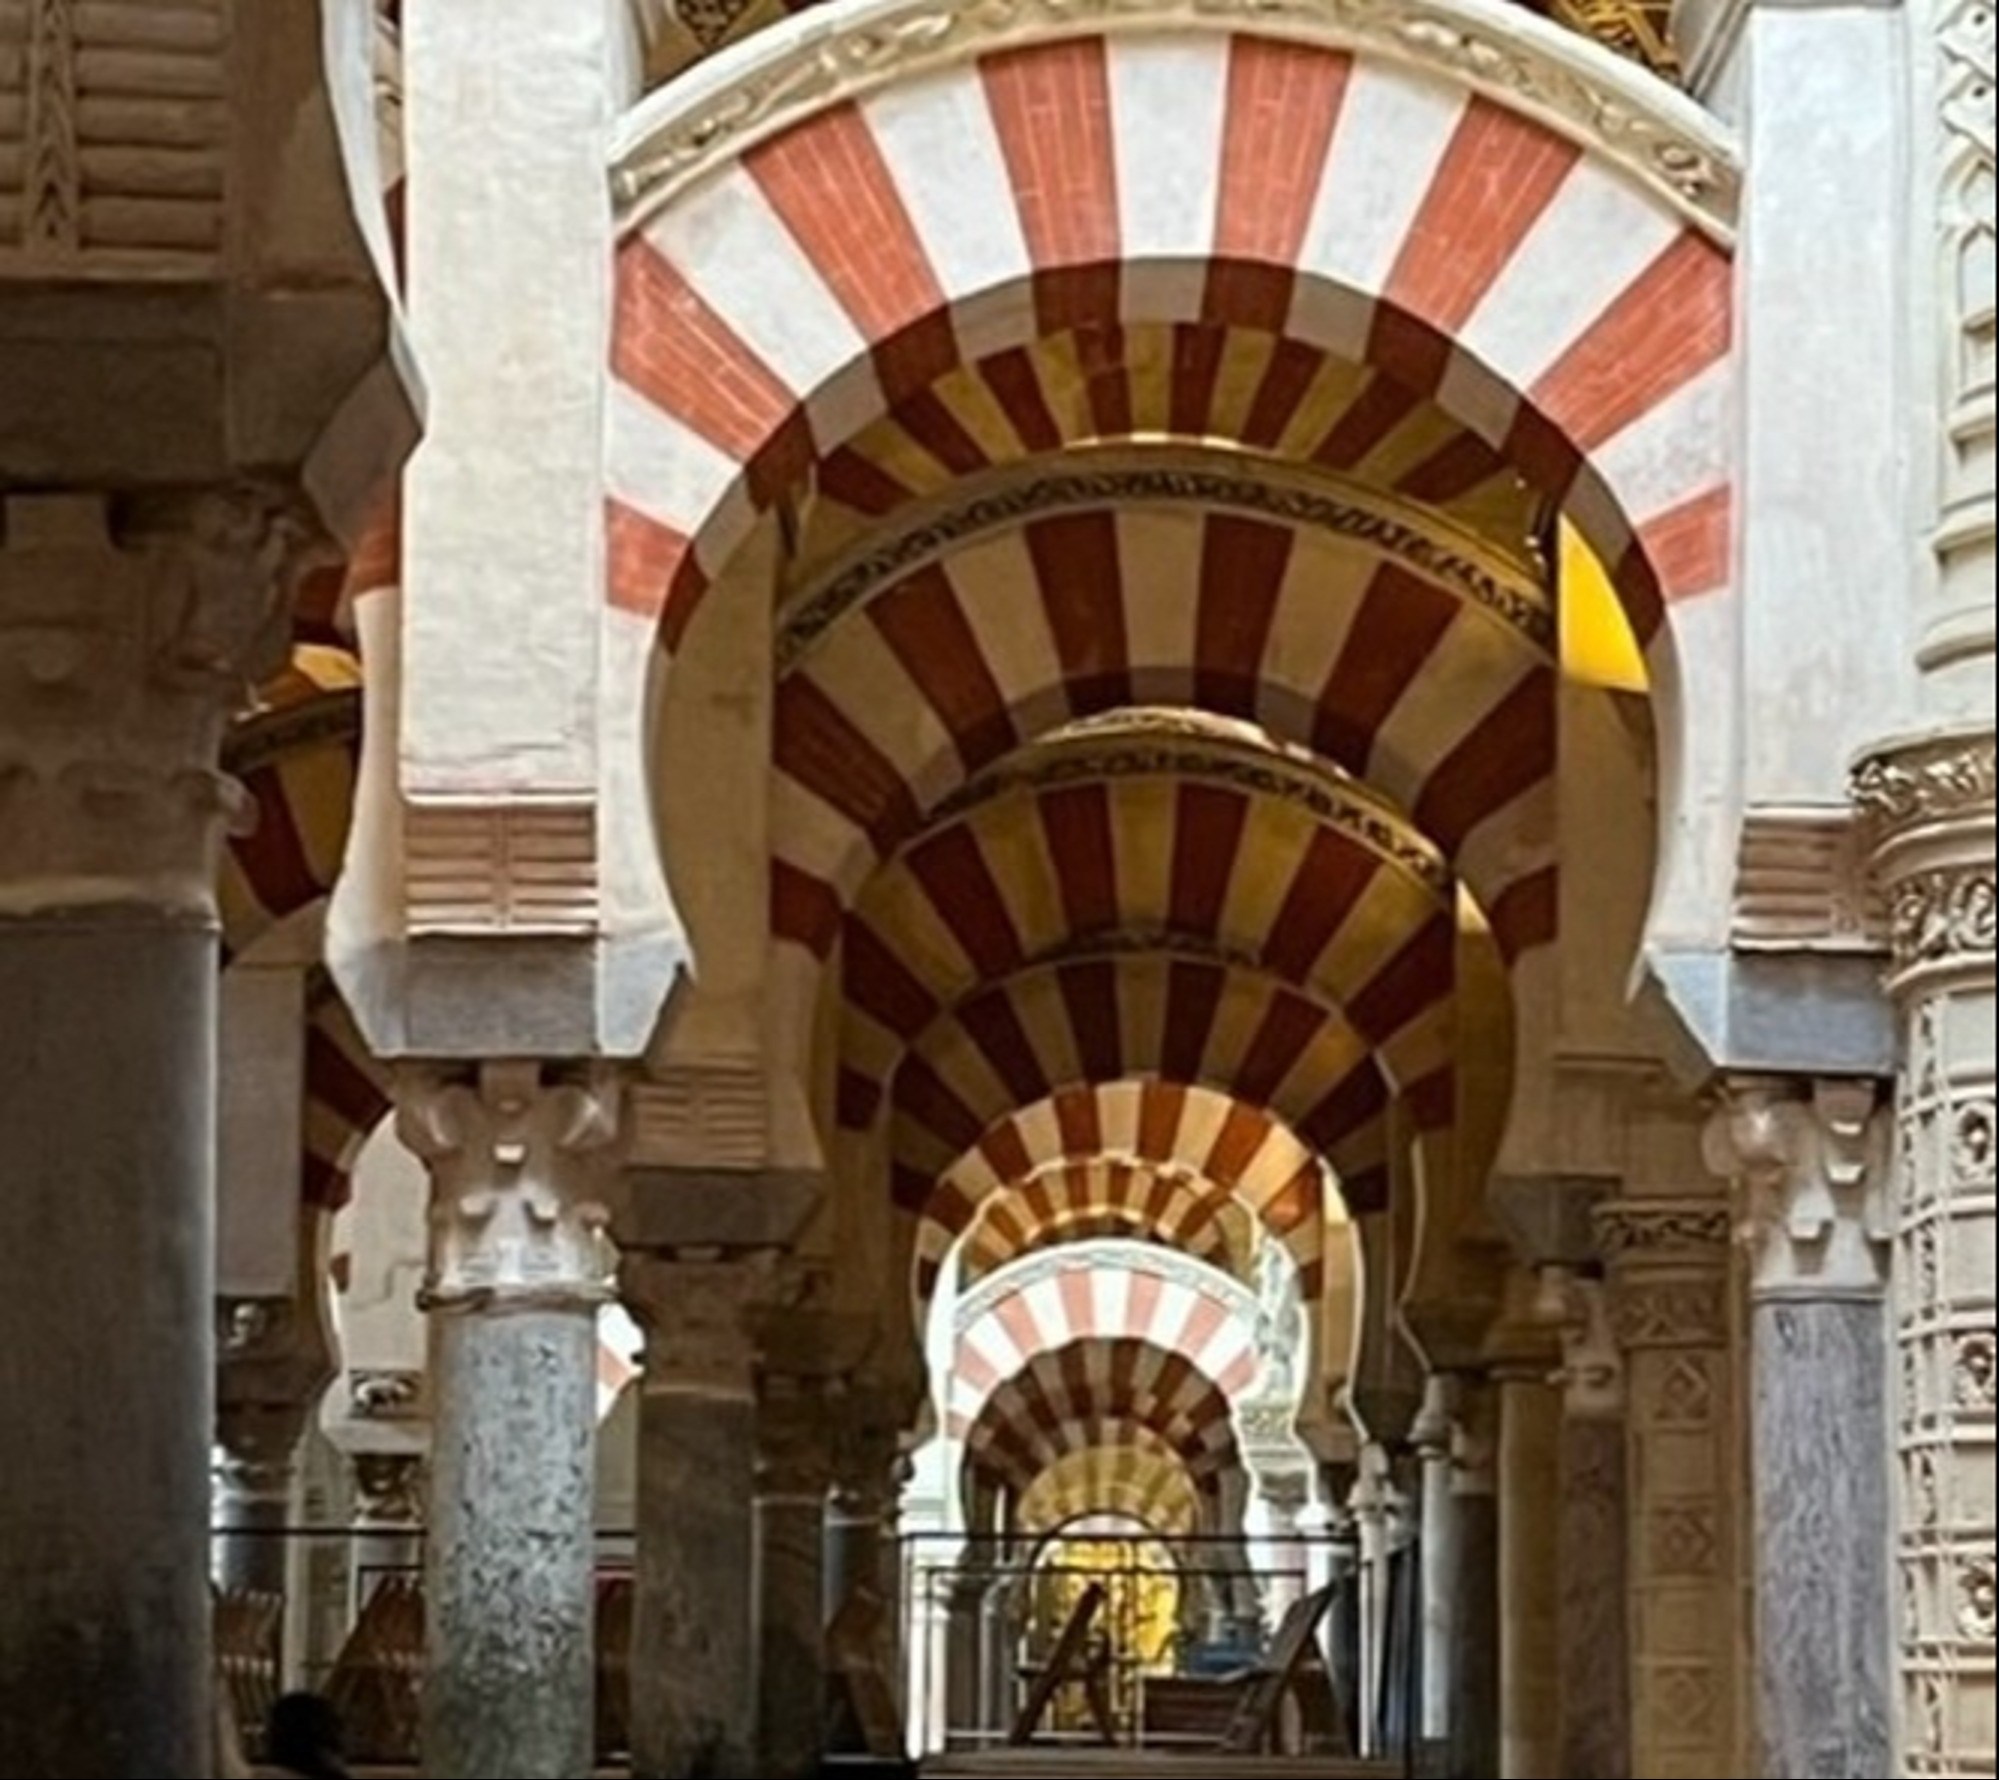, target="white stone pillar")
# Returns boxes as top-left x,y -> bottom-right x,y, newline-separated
1852,742 -> 1996,1778
619,1253 -> 767,1779
1708,1077 -> 1895,1776
1595,1199 -> 1742,1780
0,488 -> 312,1778
399,1061 -> 623,1779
